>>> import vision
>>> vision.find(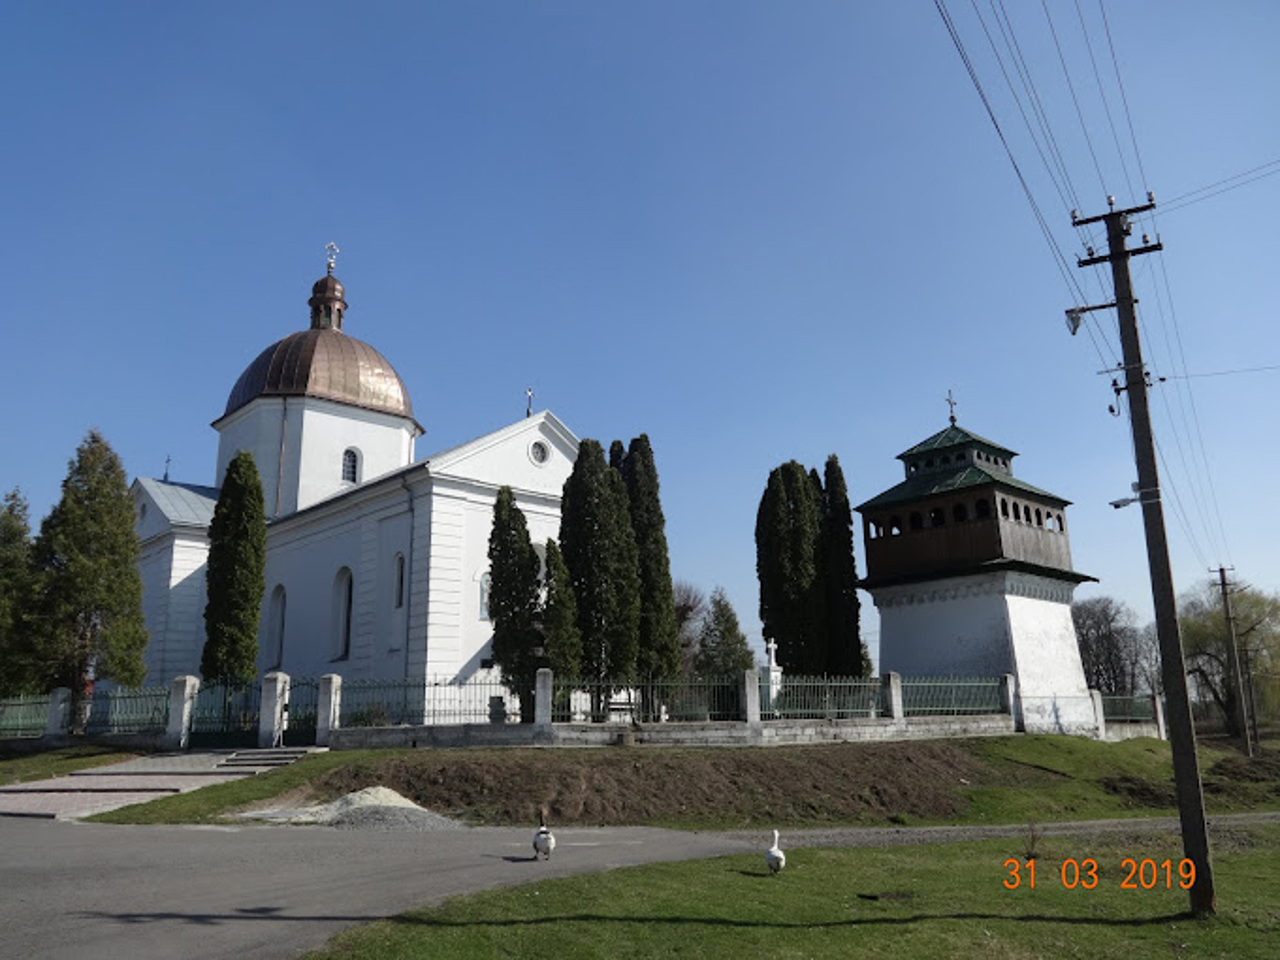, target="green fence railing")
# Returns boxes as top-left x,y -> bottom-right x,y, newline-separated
85,686 -> 169,735
901,676 -> 1002,716
761,675 -> 881,720
550,677 -> 740,723
1101,694 -> 1156,722
0,694 -> 49,738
